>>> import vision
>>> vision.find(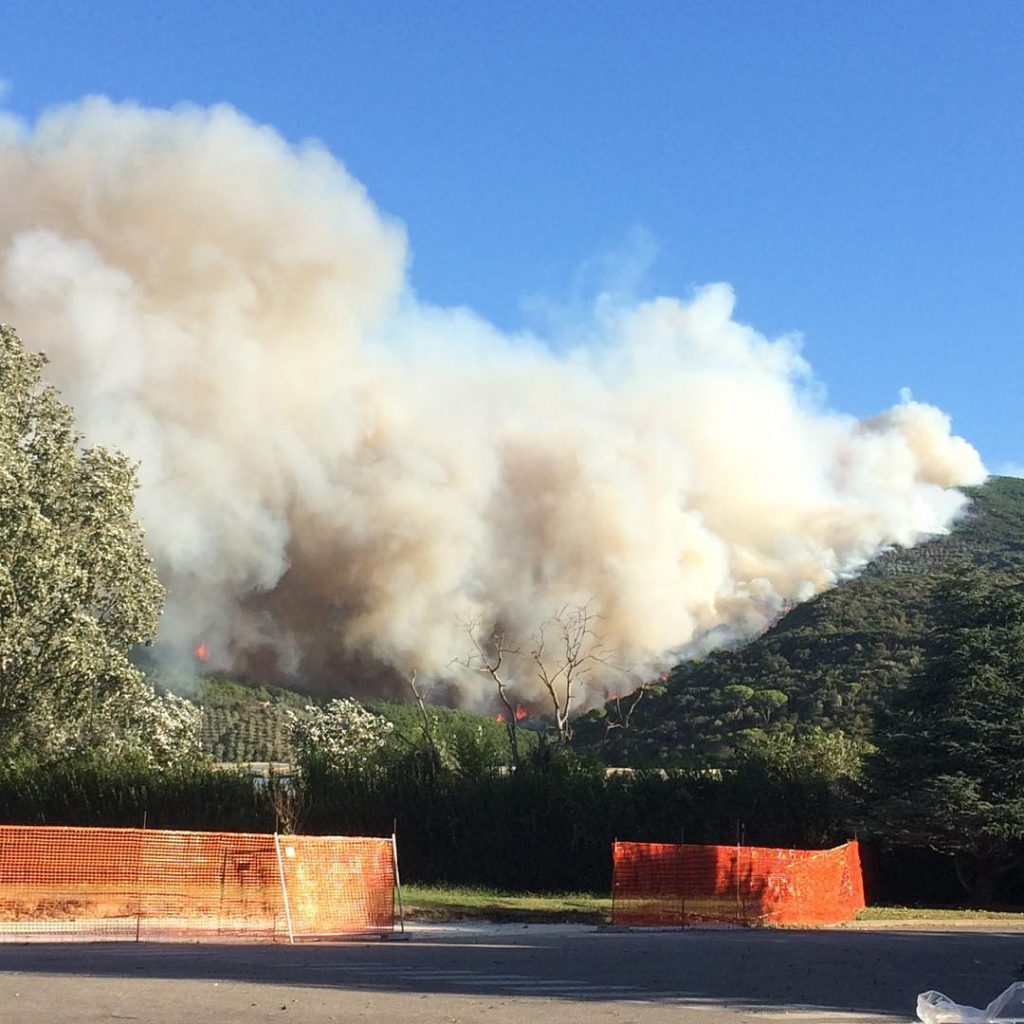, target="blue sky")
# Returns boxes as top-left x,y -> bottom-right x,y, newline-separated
3,0 -> 1021,471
